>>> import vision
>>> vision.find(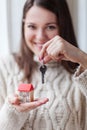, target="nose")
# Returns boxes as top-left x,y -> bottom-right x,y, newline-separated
35,29 -> 47,43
